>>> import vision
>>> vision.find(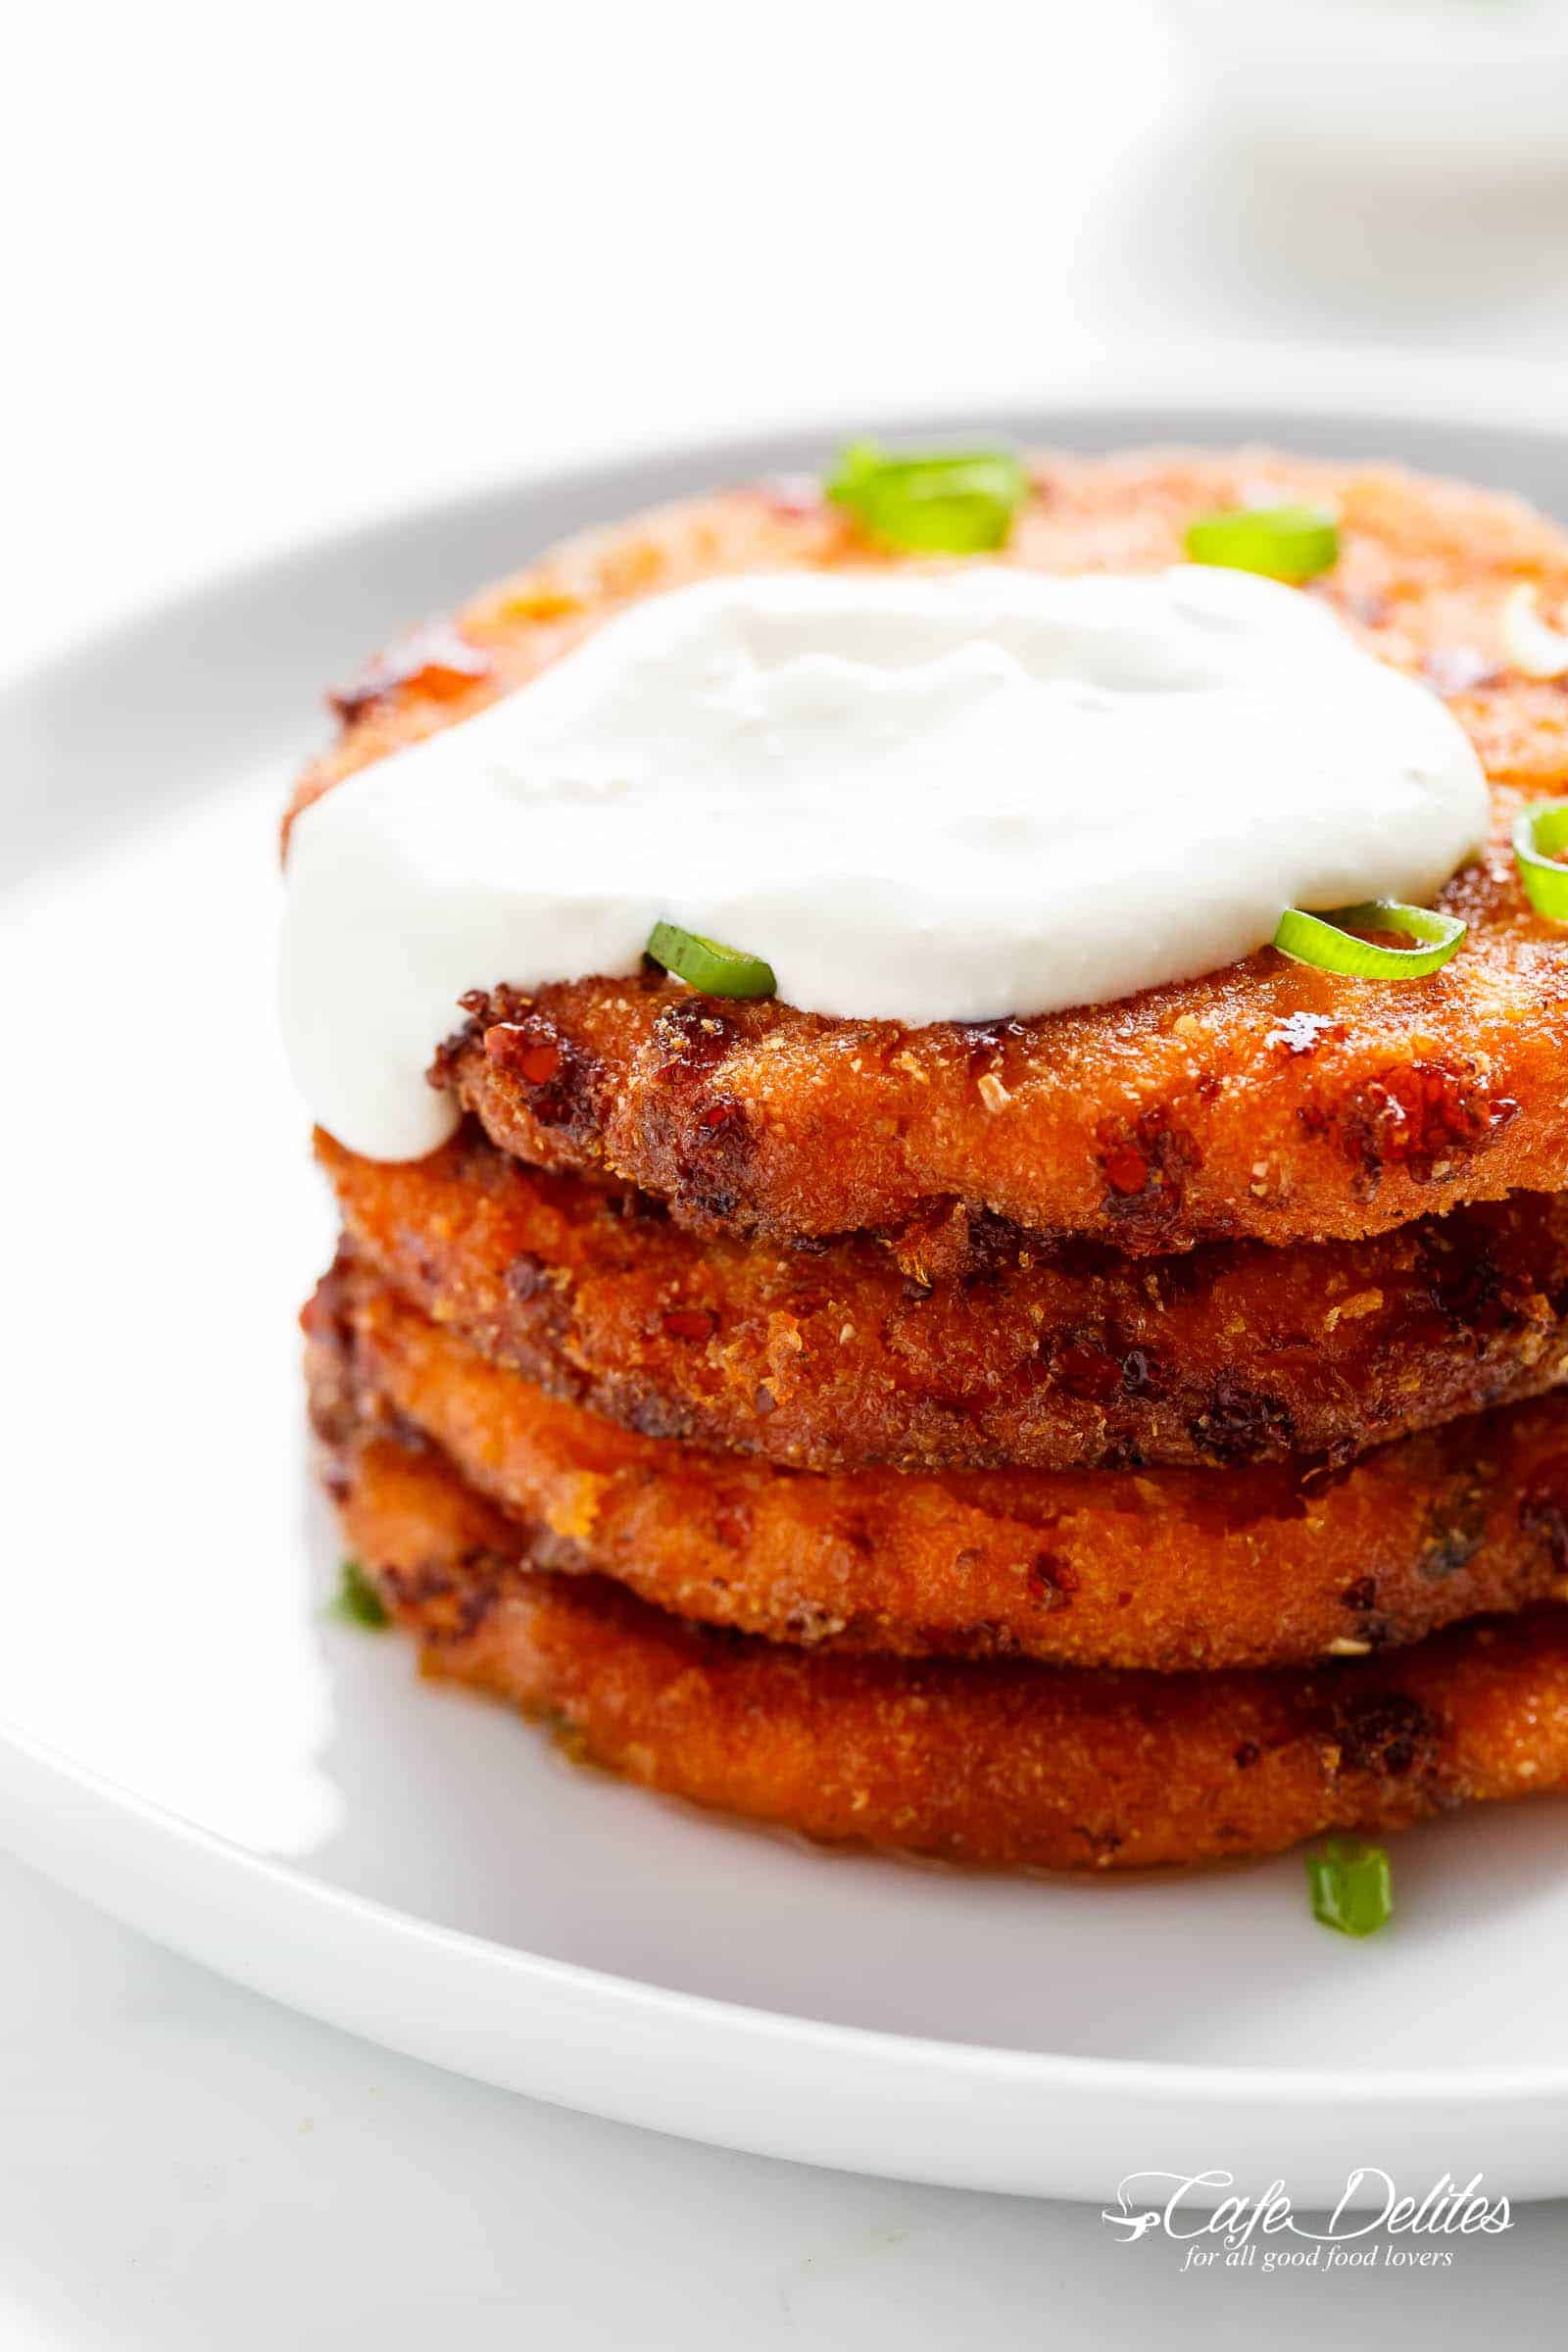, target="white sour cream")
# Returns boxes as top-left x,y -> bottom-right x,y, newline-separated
281,564 -> 1489,1162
